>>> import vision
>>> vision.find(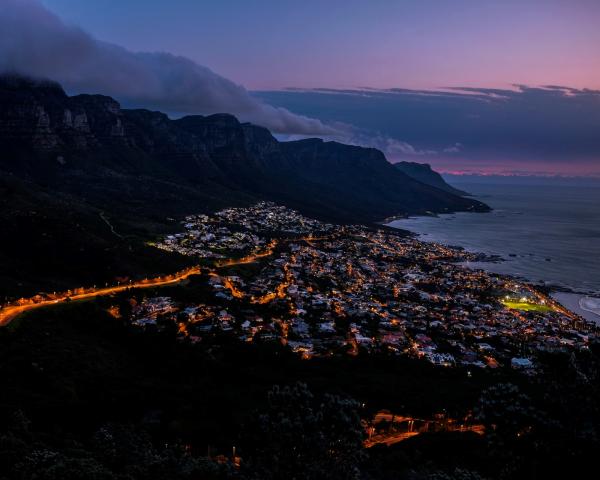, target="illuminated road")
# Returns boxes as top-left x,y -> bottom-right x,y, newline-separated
214,240 -> 277,267
364,411 -> 485,448
0,266 -> 201,327
365,431 -> 419,447
0,239 -> 284,327
0,234 -> 332,327
523,284 -> 577,319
